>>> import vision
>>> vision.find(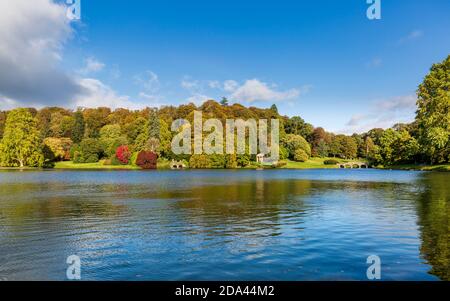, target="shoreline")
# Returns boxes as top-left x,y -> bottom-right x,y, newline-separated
1,159 -> 449,172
